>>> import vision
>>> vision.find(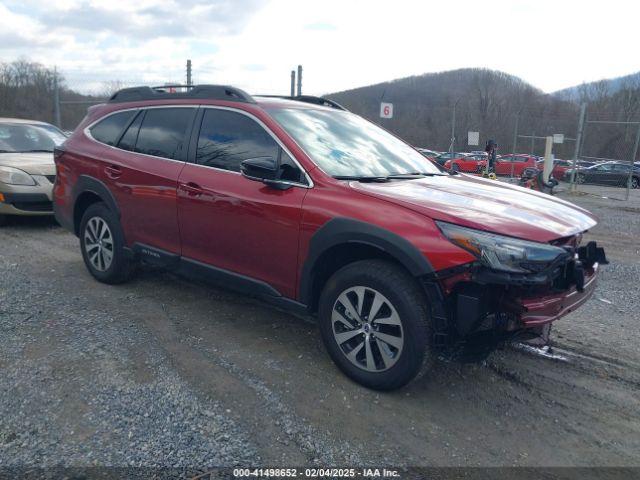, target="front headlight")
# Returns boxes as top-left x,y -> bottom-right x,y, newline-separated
0,166 -> 36,186
437,221 -> 569,274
